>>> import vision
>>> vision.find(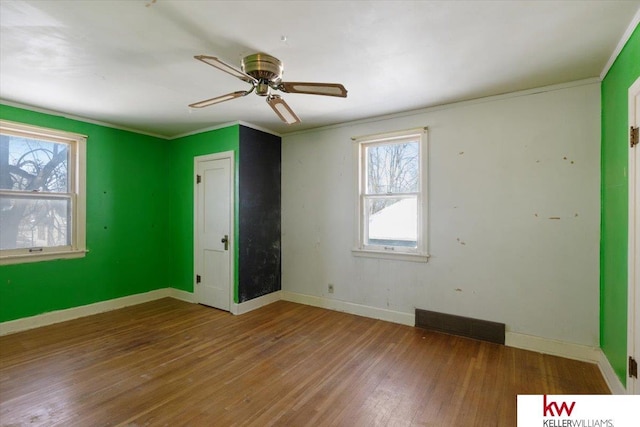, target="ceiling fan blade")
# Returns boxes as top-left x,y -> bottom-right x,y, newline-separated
267,95 -> 300,125
189,90 -> 251,108
194,55 -> 257,84
279,82 -> 347,98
